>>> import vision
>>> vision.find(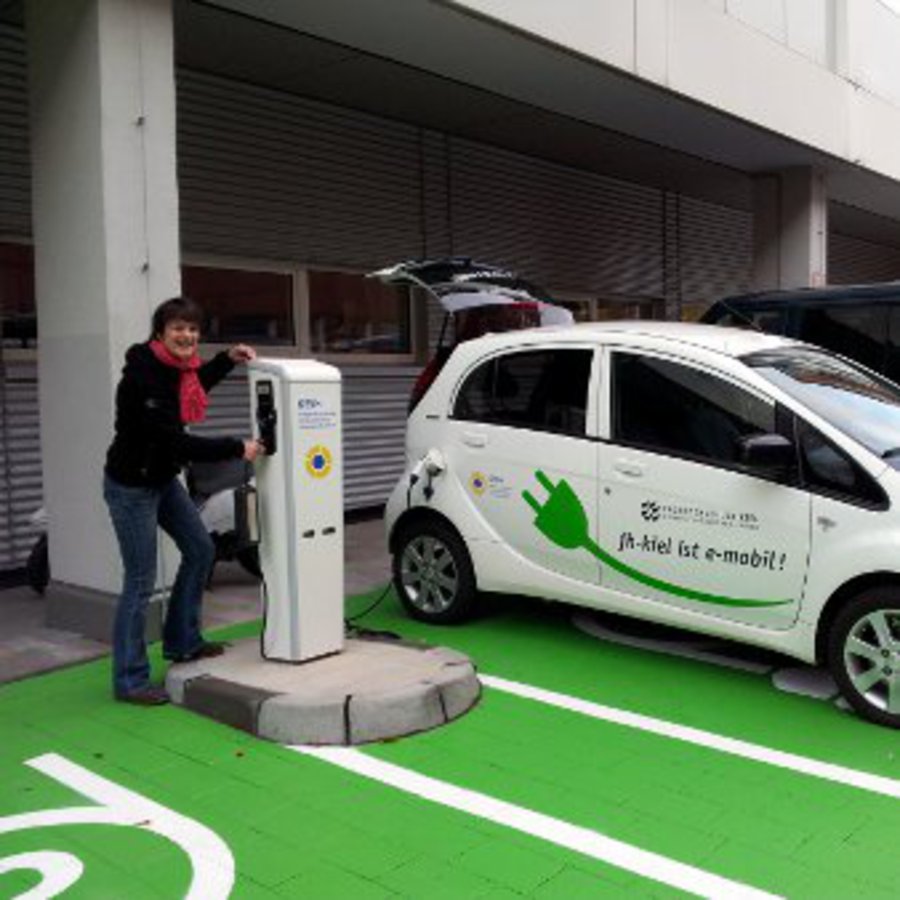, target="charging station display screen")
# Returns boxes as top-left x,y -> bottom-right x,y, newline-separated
256,381 -> 278,455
